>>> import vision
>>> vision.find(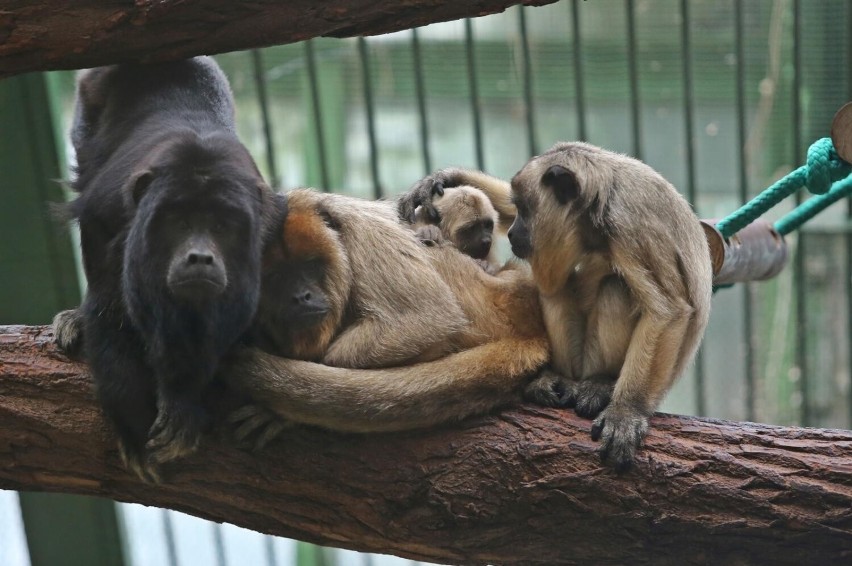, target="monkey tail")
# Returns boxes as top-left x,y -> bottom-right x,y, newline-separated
224,337 -> 550,433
